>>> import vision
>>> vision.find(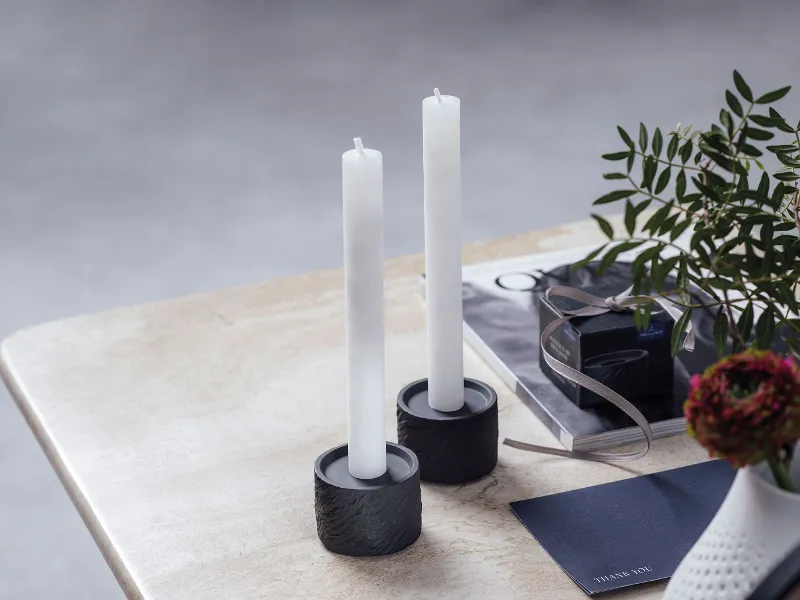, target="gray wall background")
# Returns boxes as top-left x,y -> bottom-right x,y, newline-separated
1,0 -> 799,597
